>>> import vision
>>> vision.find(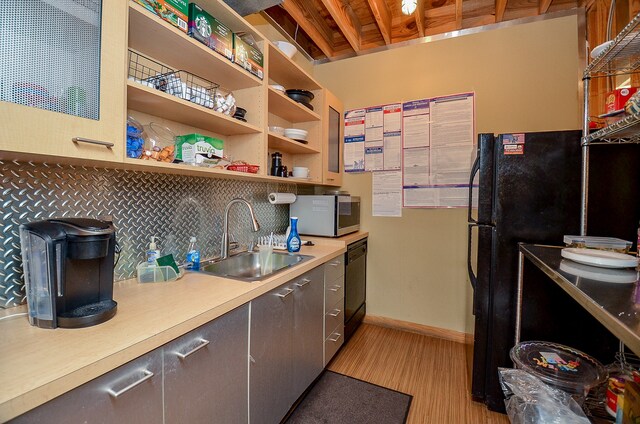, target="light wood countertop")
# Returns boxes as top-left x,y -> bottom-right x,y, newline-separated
0,234 -> 366,421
